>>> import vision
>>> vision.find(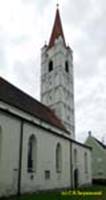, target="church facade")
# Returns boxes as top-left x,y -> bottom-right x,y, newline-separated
0,7 -> 92,197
